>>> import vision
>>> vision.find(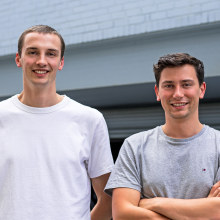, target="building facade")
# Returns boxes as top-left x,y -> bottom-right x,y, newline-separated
1,0 -> 220,153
